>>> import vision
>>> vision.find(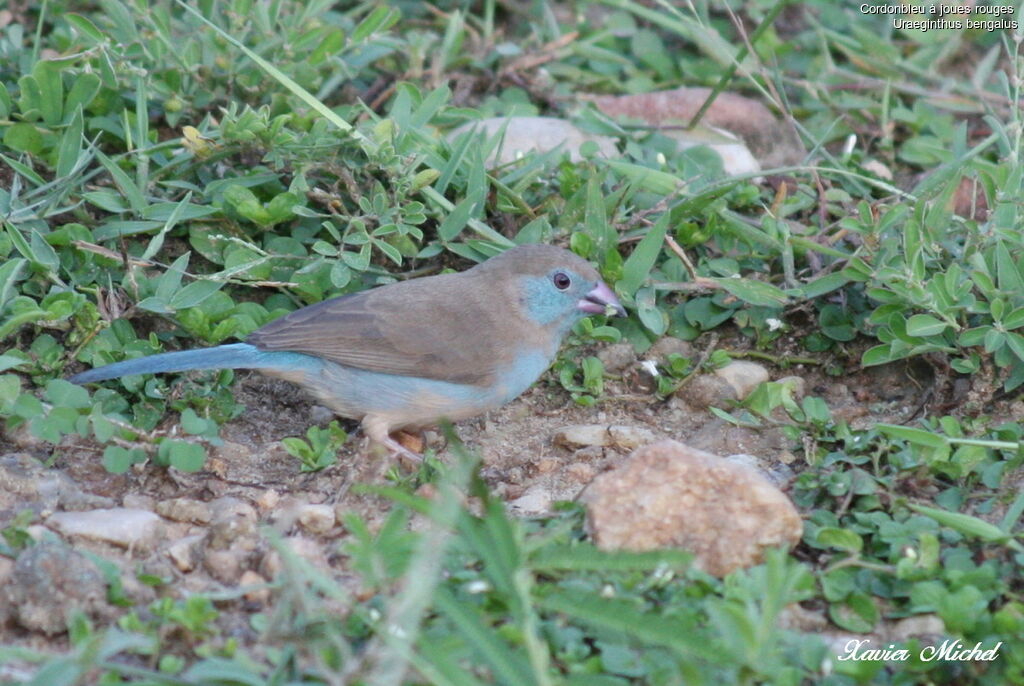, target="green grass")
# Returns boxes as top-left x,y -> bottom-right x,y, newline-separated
3,0 -> 1024,683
